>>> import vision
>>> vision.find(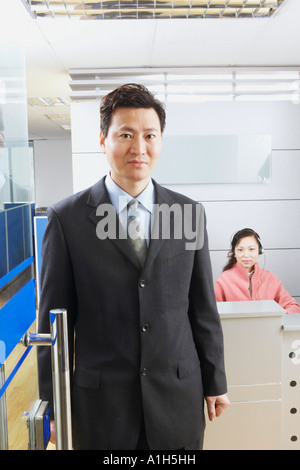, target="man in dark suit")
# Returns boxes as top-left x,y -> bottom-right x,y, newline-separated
37,83 -> 229,450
